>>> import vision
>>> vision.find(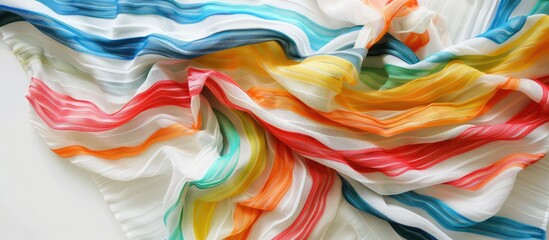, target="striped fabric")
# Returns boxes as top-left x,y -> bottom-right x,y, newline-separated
1,0 -> 548,239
